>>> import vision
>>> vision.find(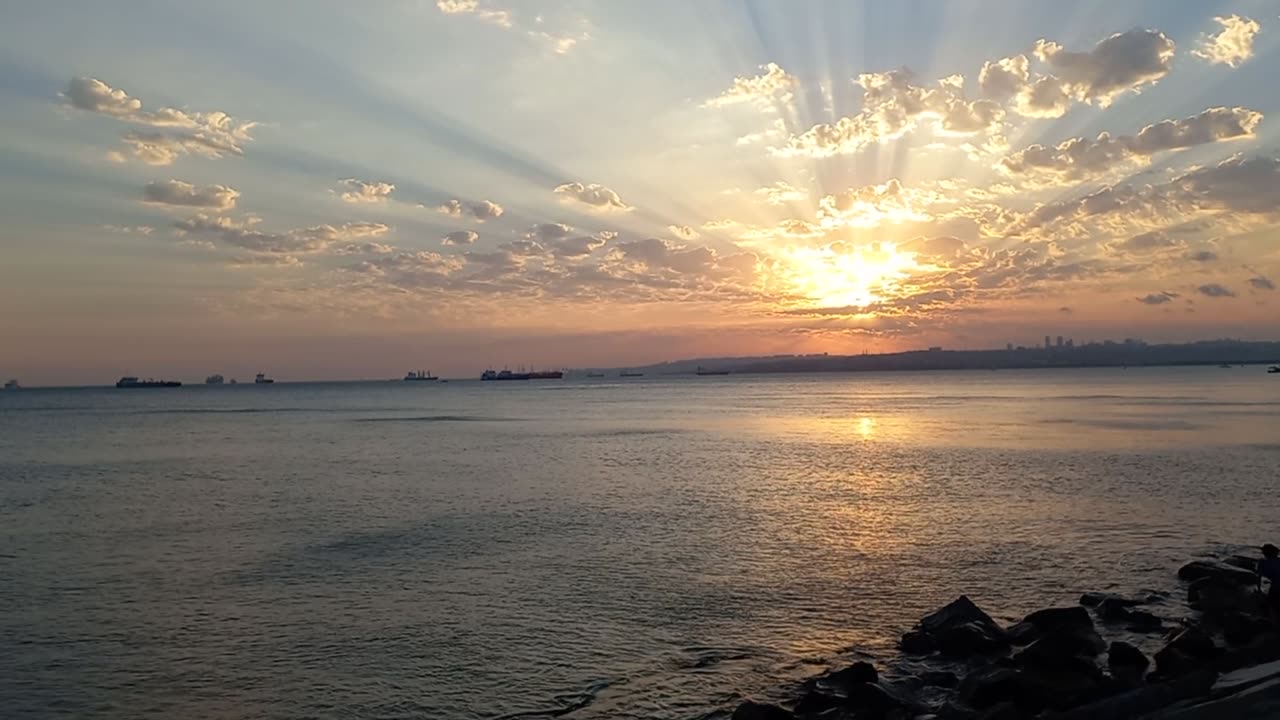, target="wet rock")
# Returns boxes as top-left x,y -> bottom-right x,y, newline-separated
1220,610 -> 1272,646
1224,554 -> 1261,572
958,667 -> 1024,710
921,596 -> 1004,637
921,670 -> 960,688
845,681 -> 908,716
791,689 -> 839,717
1178,560 -> 1257,585
976,702 -> 1021,720
901,630 -> 937,655
937,621 -> 1009,657
731,700 -> 793,720
1096,597 -> 1140,621
825,660 -> 878,687
1188,575 -> 1262,617
1153,627 -> 1220,677
1080,592 -> 1143,609
1107,641 -> 1149,674
1014,633 -> 1103,673
1020,606 -> 1095,636
1124,610 -> 1163,633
